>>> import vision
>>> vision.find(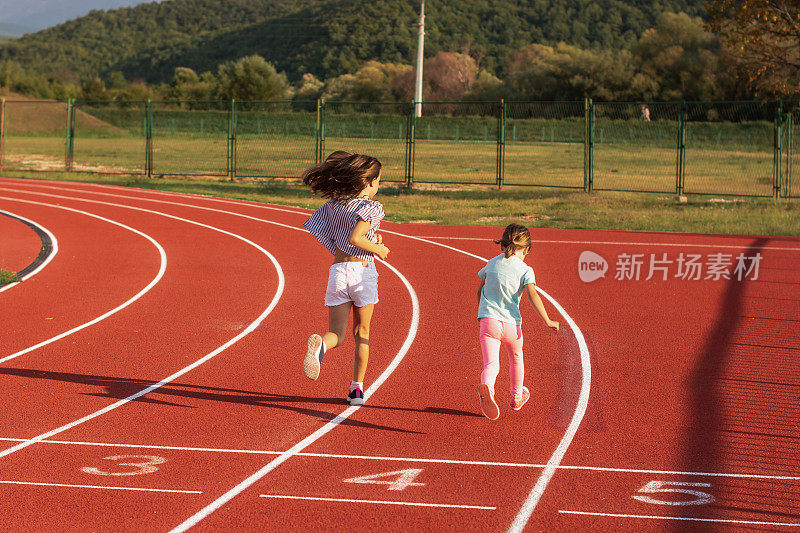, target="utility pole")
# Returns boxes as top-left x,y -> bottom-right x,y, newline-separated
414,0 -> 425,118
